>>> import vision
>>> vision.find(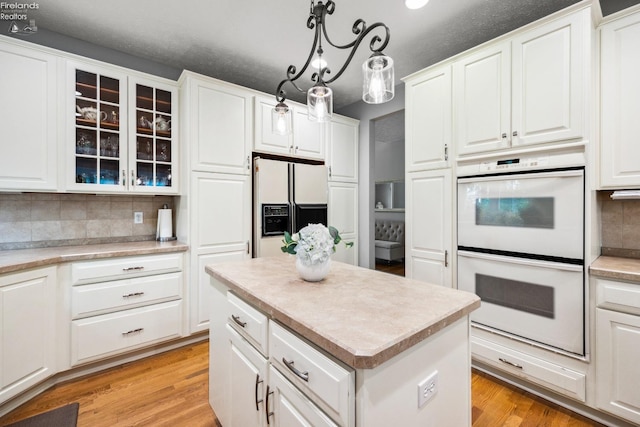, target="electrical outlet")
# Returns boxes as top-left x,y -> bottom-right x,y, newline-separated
417,370 -> 438,408
134,212 -> 143,224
